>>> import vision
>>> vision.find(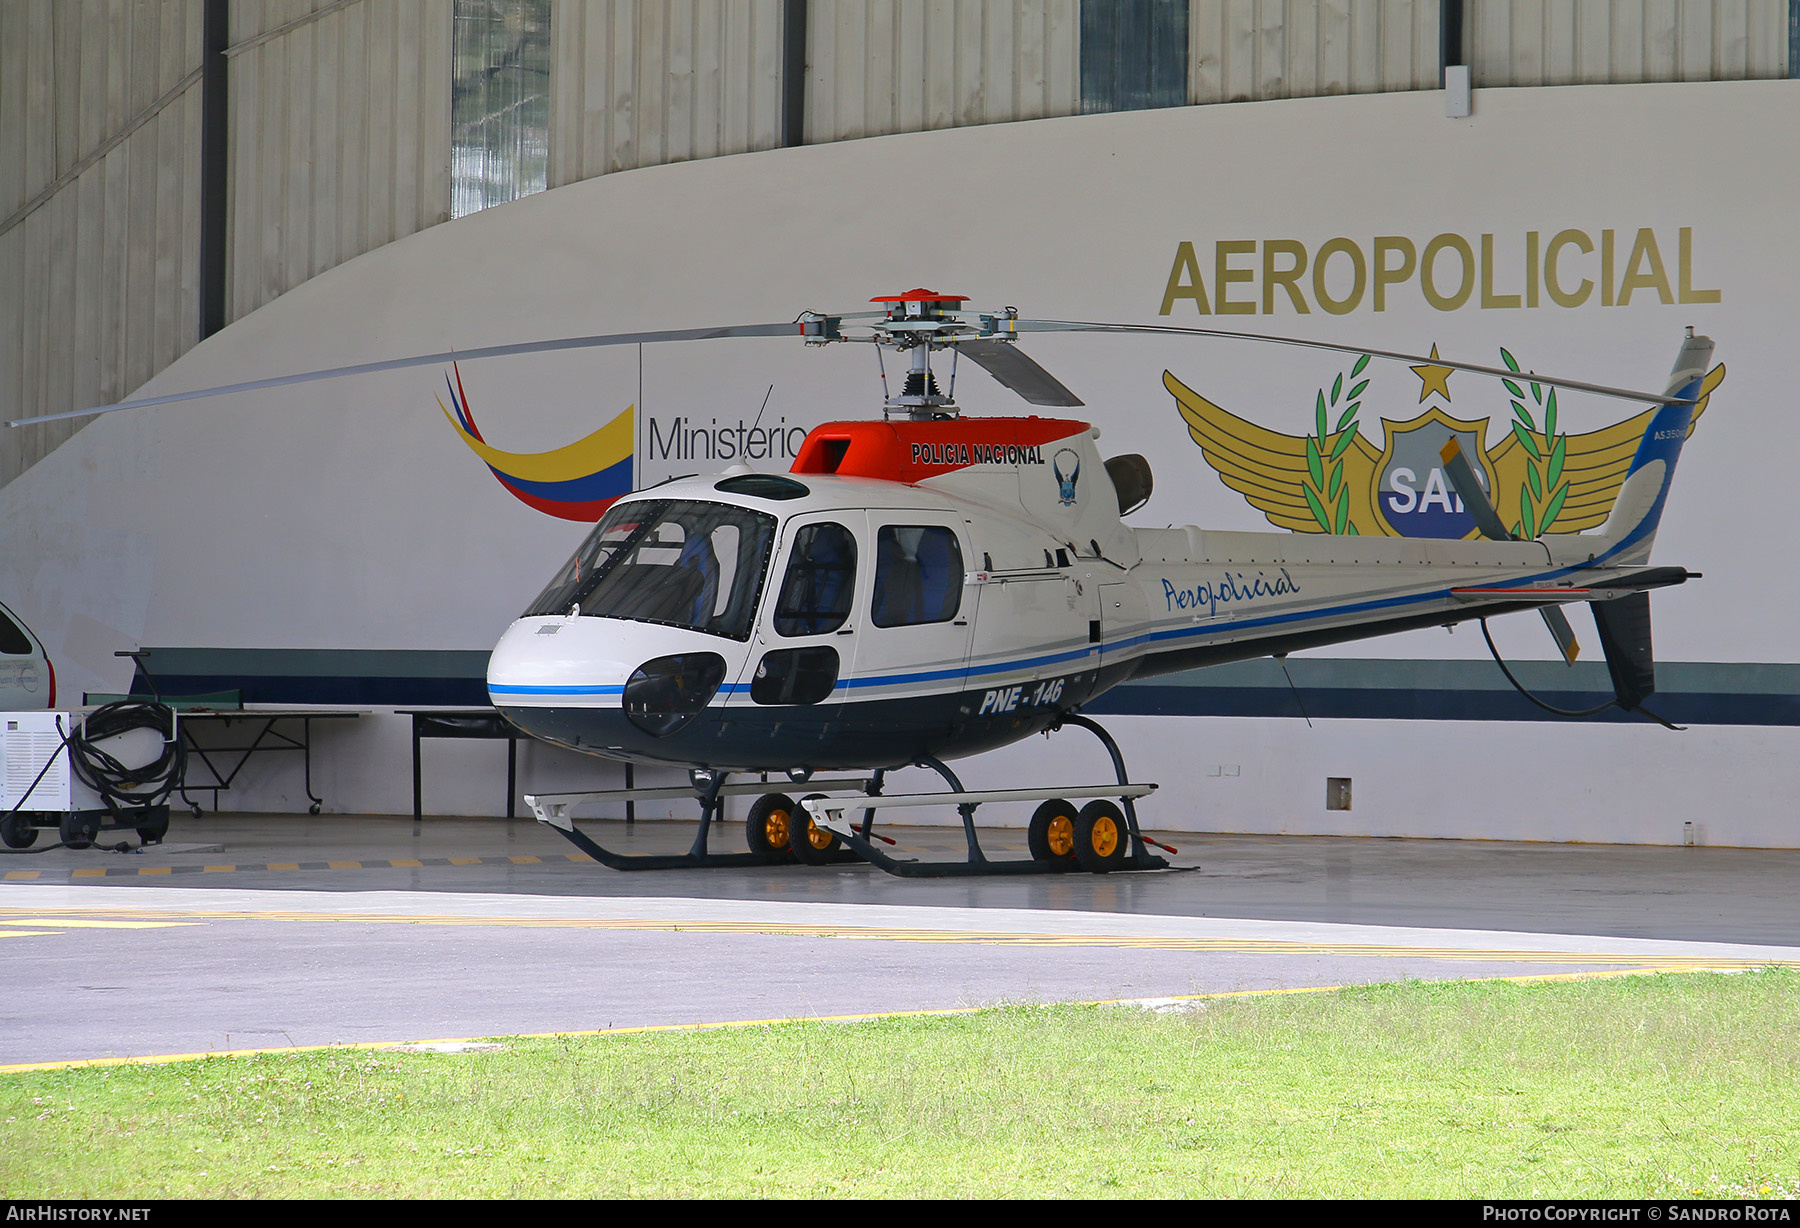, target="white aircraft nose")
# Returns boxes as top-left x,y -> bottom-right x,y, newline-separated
486,616 -> 635,704
486,616 -> 743,713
